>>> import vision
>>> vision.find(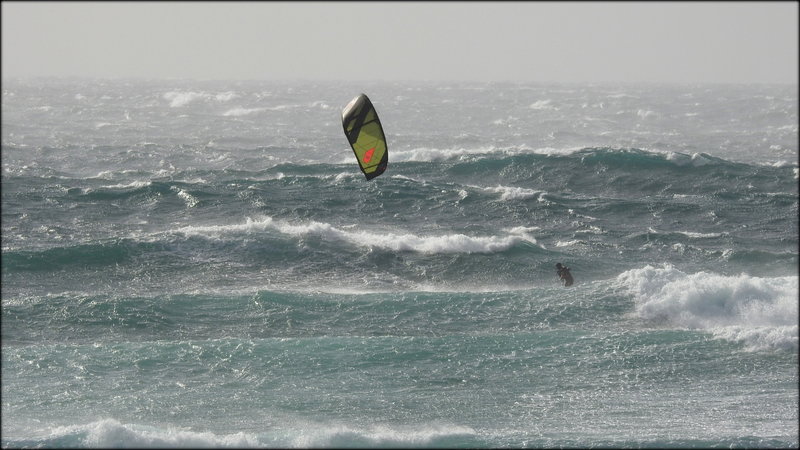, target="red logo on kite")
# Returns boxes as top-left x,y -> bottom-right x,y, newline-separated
363,147 -> 375,163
